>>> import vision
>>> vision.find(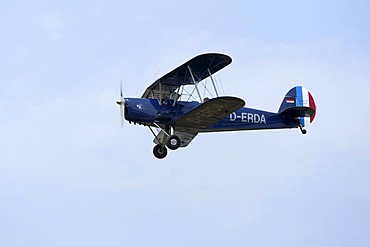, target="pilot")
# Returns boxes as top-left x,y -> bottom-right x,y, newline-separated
203,97 -> 209,102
